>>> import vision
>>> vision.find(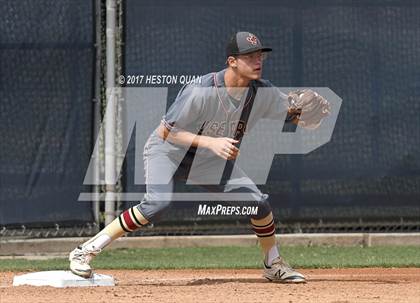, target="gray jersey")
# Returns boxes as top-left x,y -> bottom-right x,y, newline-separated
148,69 -> 288,162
